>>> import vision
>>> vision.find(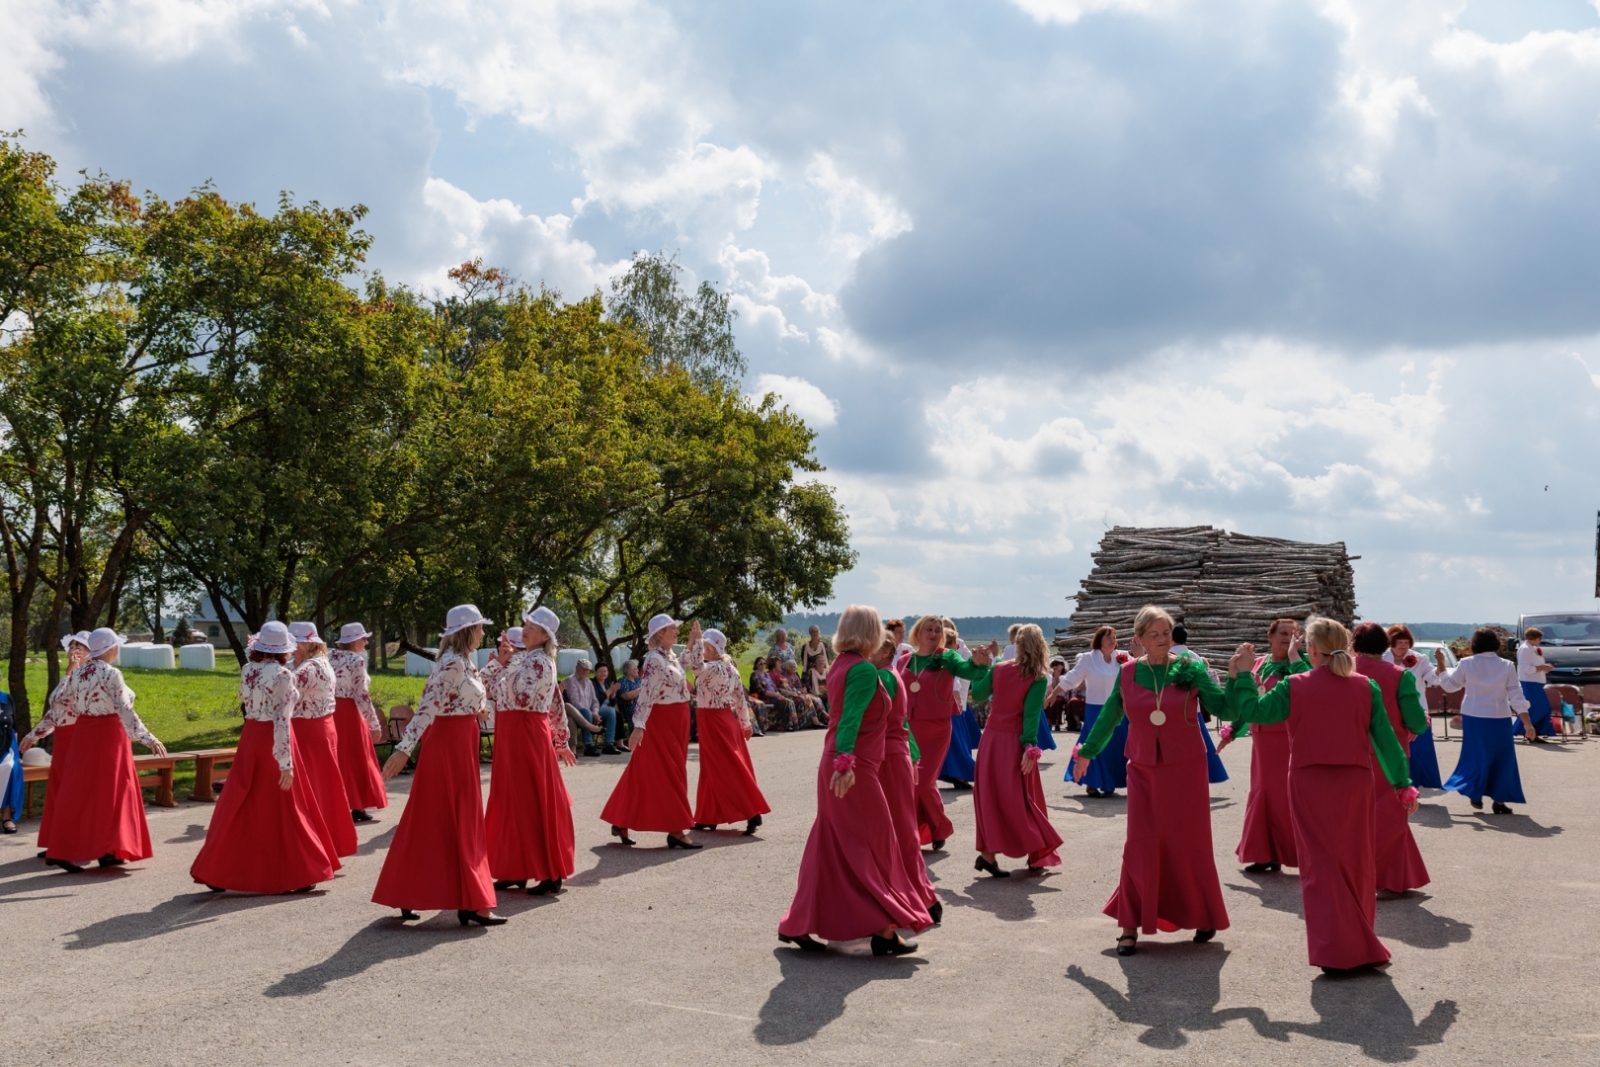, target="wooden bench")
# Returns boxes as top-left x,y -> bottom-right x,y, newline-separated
20,752 -> 189,817
188,748 -> 239,802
